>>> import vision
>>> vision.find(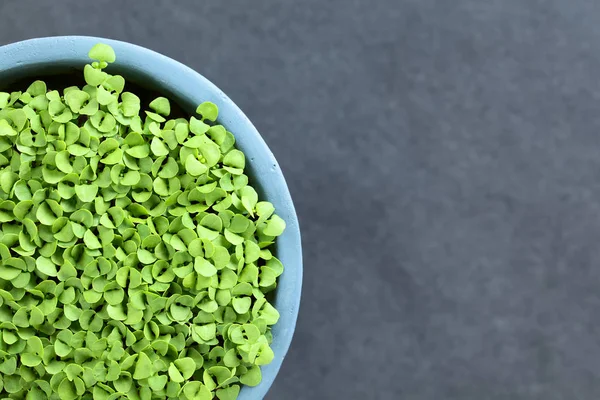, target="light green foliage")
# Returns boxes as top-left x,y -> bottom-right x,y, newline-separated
0,43 -> 285,399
